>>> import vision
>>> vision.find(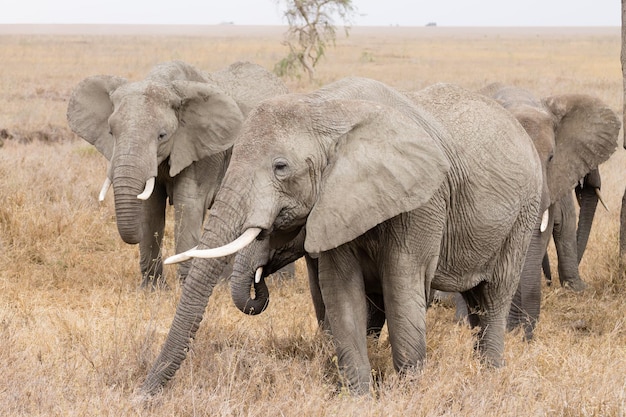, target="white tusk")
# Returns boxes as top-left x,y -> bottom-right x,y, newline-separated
255,266 -> 263,284
540,209 -> 550,233
137,177 -> 155,200
595,188 -> 609,212
98,177 -> 111,202
163,246 -> 197,265
163,228 -> 262,264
